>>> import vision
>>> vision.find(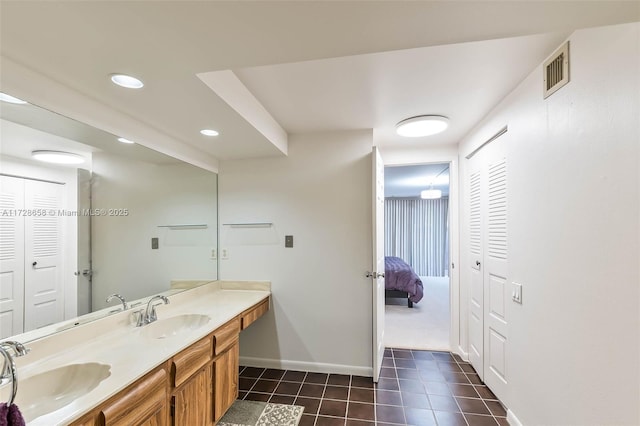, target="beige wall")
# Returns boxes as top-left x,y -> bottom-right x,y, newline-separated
219,130 -> 374,375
